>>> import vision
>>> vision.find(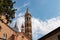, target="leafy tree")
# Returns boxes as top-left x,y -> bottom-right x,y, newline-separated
0,0 -> 16,23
